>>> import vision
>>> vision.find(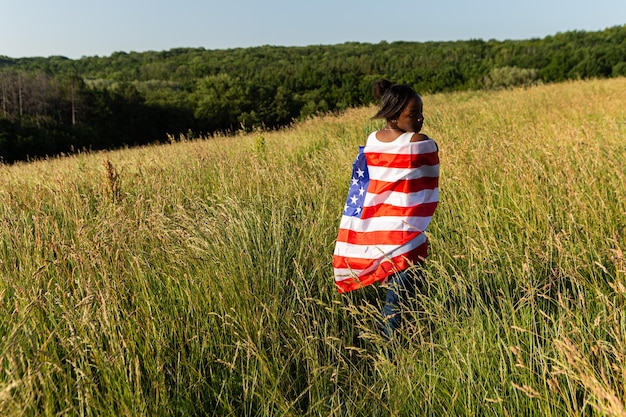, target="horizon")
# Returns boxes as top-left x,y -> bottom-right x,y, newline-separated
2,24 -> 624,61
1,0 -> 625,60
